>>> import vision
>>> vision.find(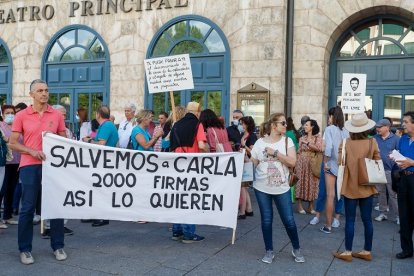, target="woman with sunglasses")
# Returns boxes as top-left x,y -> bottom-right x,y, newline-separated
250,113 -> 305,264
238,116 -> 257,219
